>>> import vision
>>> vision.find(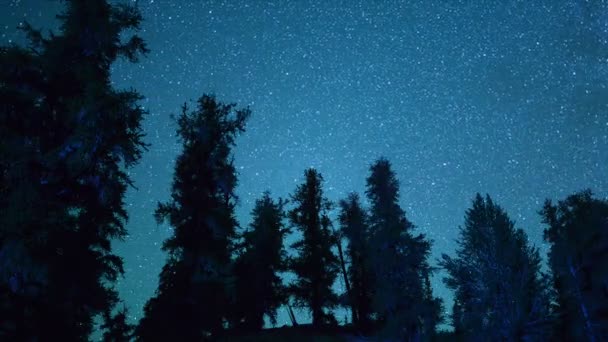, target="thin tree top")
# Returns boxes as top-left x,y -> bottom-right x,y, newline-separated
175,95 -> 251,148
365,157 -> 414,234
